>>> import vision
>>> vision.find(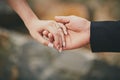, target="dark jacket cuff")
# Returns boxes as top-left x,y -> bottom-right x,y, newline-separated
90,21 -> 120,52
